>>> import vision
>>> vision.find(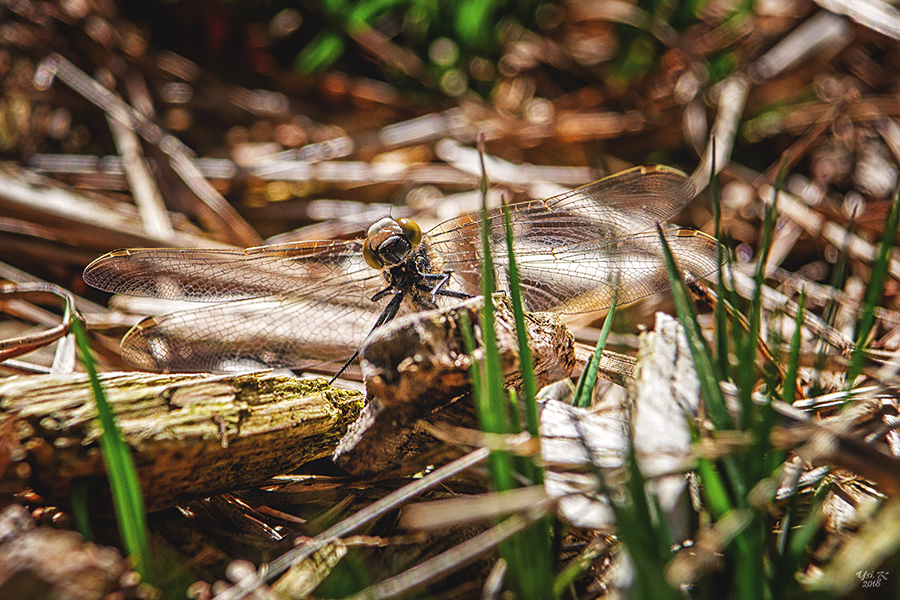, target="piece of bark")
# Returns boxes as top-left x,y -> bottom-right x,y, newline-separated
0,372 -> 363,512
629,312 -> 701,541
334,293 -> 576,475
